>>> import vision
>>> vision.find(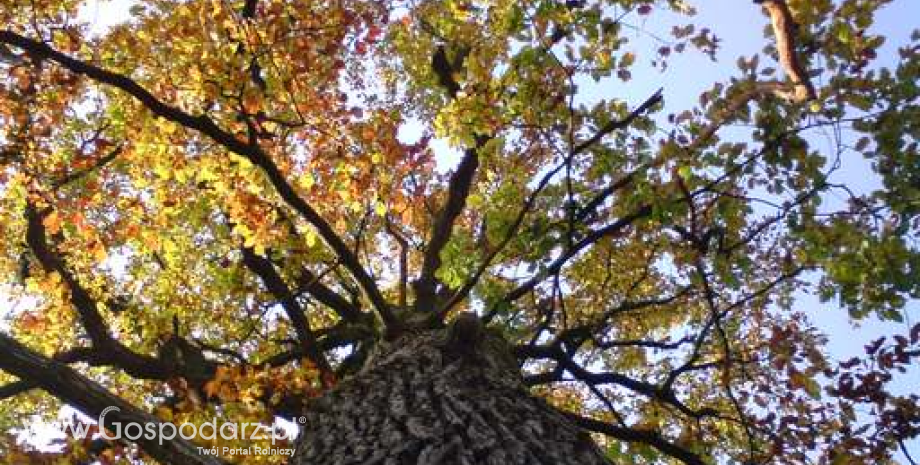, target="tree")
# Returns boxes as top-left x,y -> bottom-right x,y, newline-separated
0,0 -> 918,463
